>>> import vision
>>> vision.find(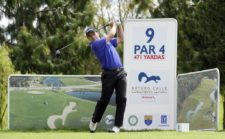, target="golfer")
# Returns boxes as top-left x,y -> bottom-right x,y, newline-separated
85,20 -> 127,133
